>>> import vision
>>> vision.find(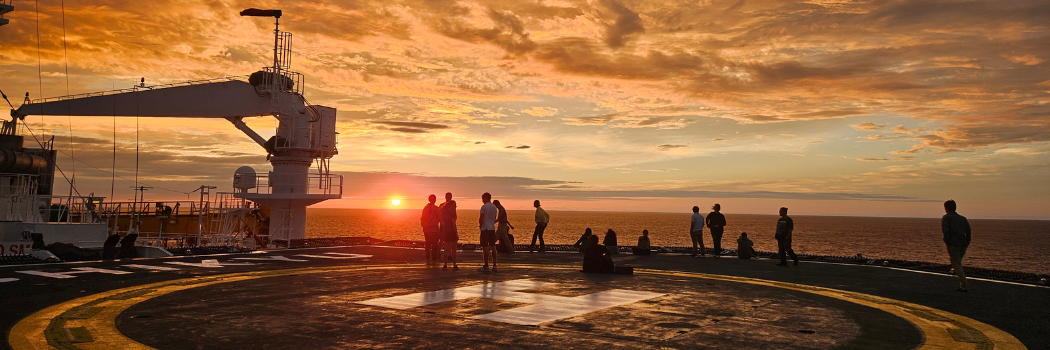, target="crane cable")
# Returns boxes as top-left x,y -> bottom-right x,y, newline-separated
33,0 -> 41,134
61,0 -> 74,180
